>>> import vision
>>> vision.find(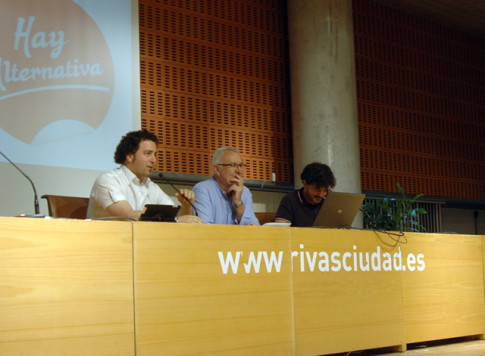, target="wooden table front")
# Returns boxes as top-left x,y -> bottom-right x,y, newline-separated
291,228 -> 406,356
0,218 -> 135,356
133,223 -> 295,356
1,218 -> 484,356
